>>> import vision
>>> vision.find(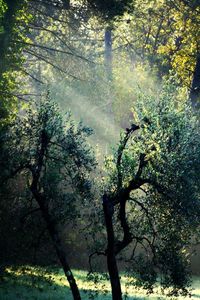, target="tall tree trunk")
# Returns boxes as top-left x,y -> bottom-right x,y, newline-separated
105,27 -> 113,81
104,27 -> 115,154
190,52 -> 200,109
103,194 -> 122,300
43,212 -> 81,300
31,189 -> 81,300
